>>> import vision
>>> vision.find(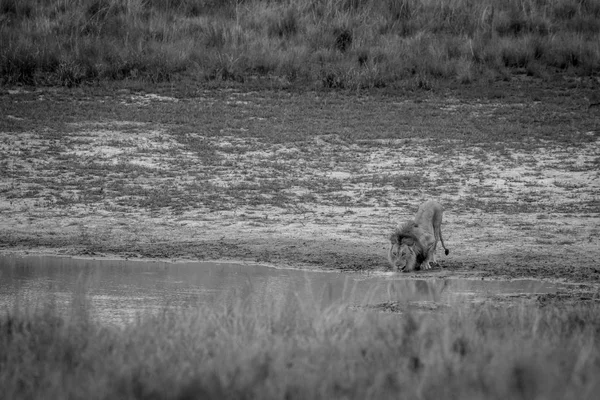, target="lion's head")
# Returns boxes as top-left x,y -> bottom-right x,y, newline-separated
388,224 -> 427,272
388,241 -> 417,272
